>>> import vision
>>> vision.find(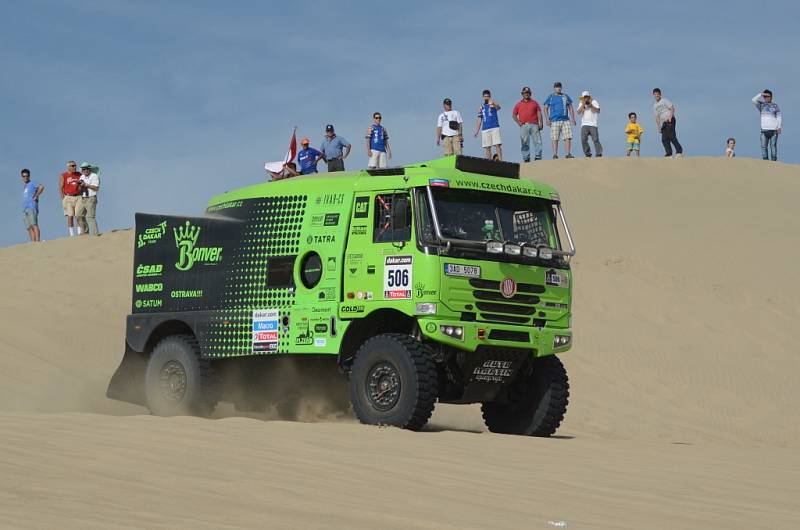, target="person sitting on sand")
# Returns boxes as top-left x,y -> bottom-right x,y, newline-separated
725,138 -> 736,158
268,162 -> 299,181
